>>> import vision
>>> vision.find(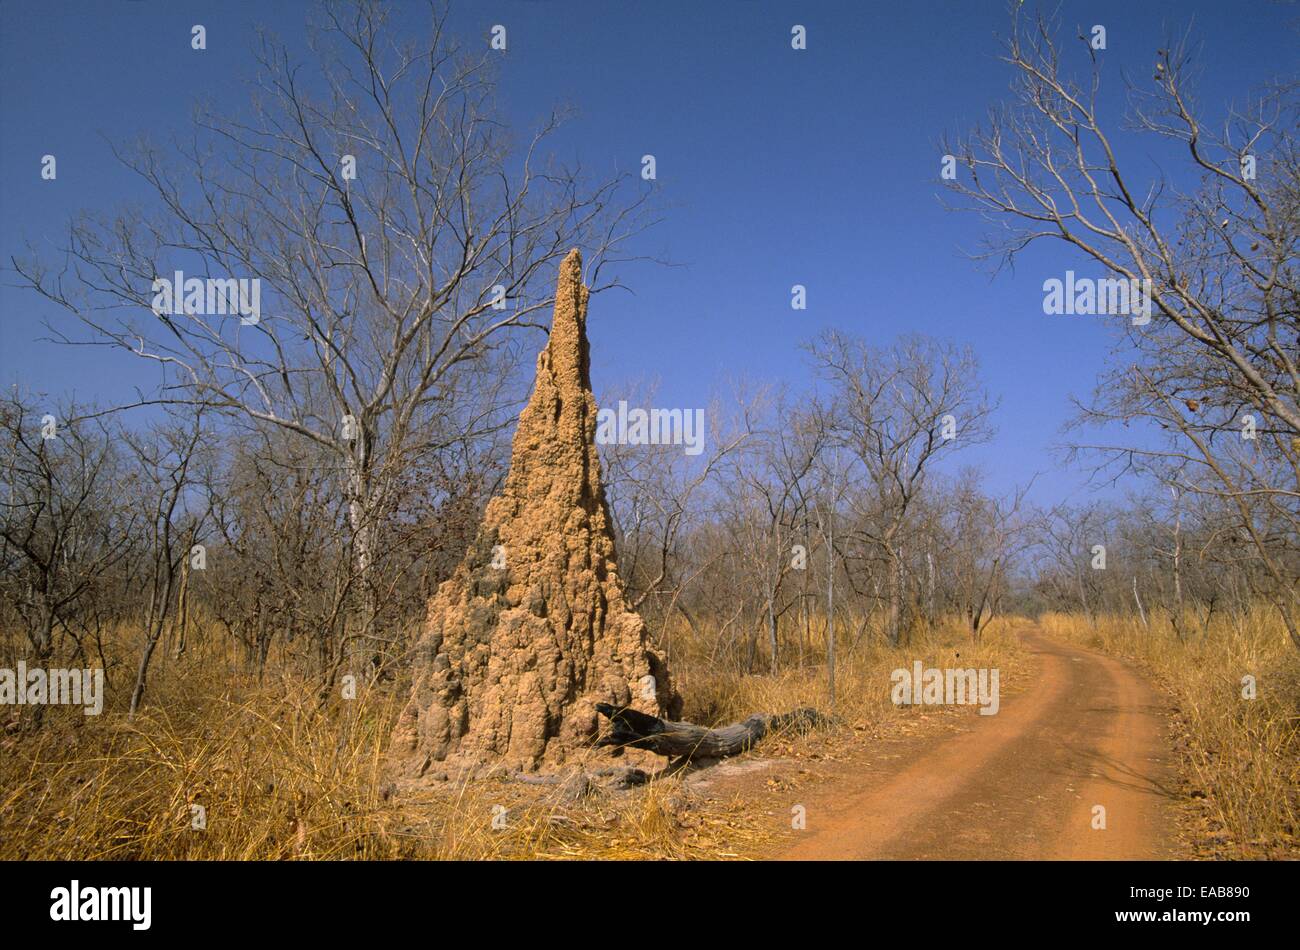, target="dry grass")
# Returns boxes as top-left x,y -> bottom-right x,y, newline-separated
0,663 -> 755,860
0,615 -> 1027,860
672,615 -> 1030,735
1040,608 -> 1300,859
